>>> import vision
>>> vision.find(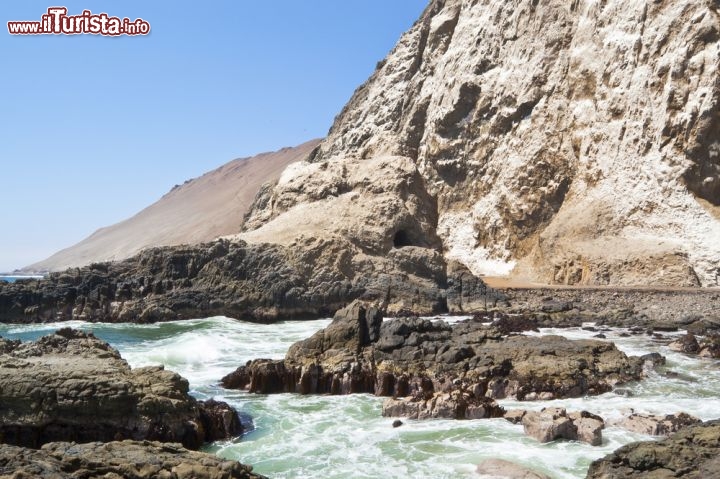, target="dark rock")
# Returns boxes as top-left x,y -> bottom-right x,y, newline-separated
686,318 -> 720,336
198,399 -> 243,442
587,420 -> 720,478
650,322 -> 679,332
446,261 -> 506,313
392,419 -> 403,428
640,352 -> 666,368
504,409 -> 527,424
669,333 -> 701,354
699,334 -> 720,358
224,301 -> 645,406
0,329 -> 242,449
489,313 -> 539,335
0,440 -> 266,478
0,239 -> 447,324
